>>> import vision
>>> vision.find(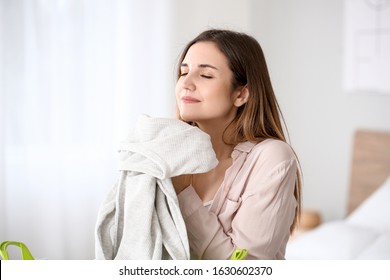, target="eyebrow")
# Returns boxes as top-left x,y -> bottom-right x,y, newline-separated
180,63 -> 218,70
